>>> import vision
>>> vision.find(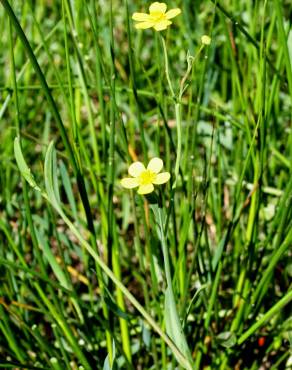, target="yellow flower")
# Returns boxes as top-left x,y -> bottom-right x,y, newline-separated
201,35 -> 211,45
132,2 -> 181,32
121,158 -> 170,195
